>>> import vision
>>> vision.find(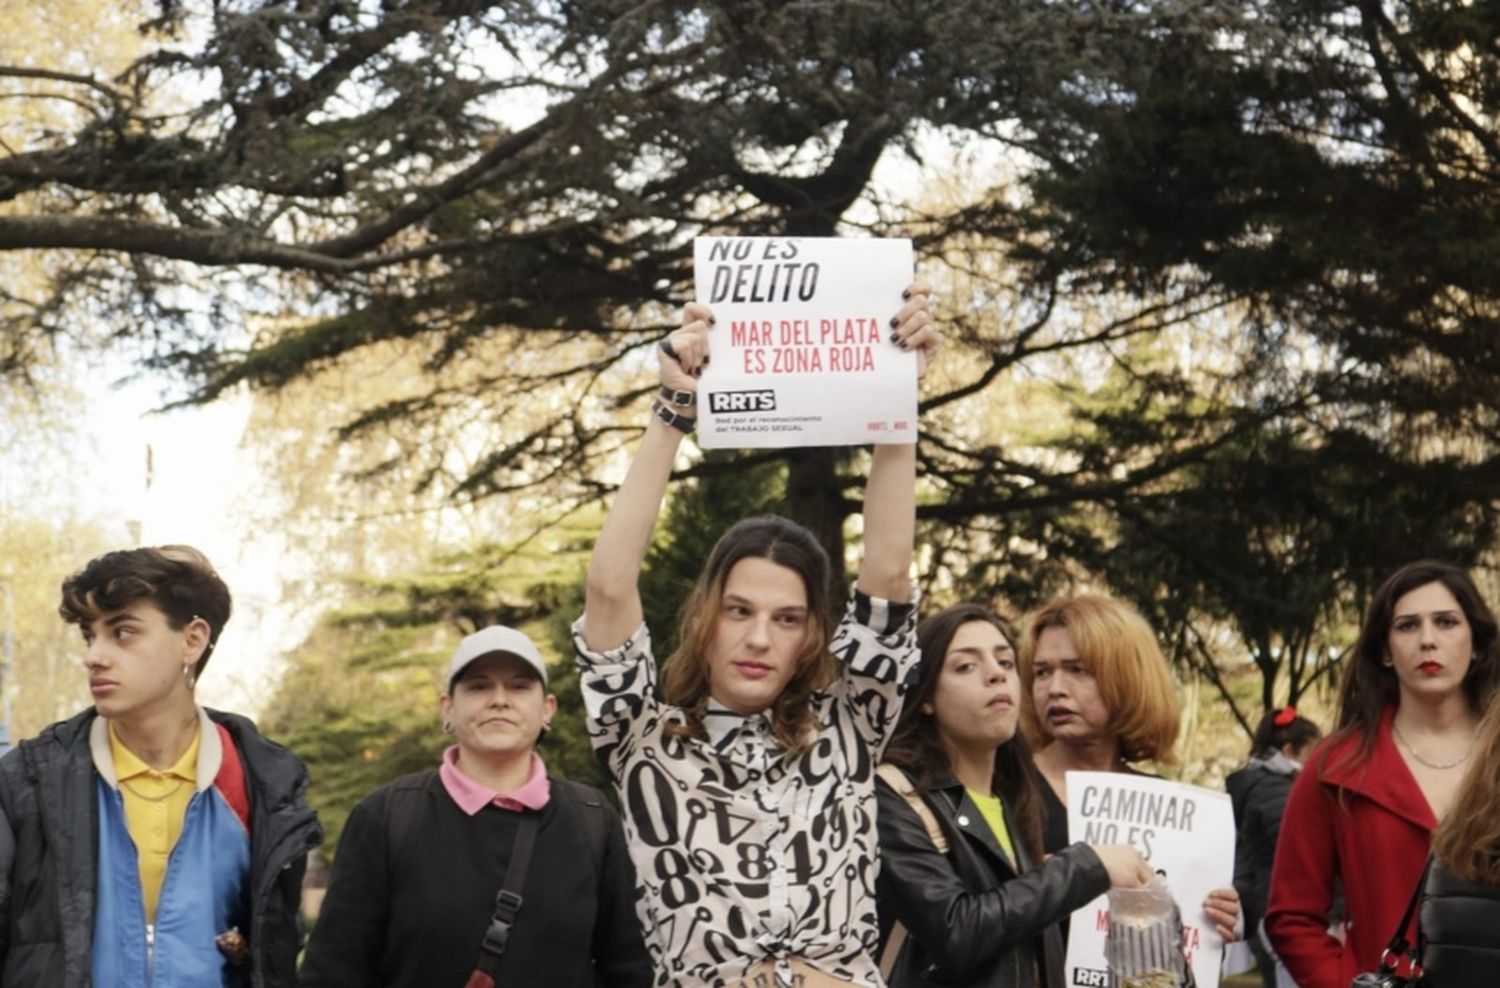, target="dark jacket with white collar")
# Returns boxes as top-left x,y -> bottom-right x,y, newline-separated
0,707 -> 321,988
875,773 -> 1109,988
